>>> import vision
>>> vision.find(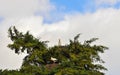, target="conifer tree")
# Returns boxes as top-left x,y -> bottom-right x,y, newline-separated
6,26 -> 108,75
